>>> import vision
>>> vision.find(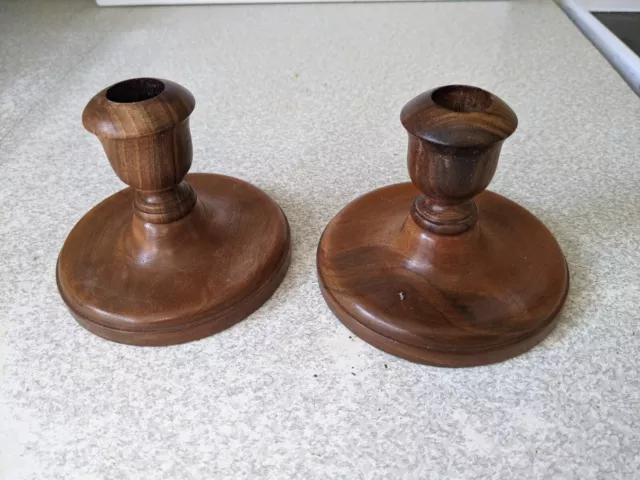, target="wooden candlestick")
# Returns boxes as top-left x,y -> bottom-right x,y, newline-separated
57,78 -> 291,345
317,85 -> 569,367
